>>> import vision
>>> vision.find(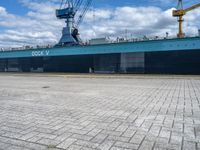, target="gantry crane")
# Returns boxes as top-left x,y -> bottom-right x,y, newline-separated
173,0 -> 200,38
56,0 -> 93,46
